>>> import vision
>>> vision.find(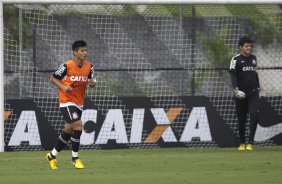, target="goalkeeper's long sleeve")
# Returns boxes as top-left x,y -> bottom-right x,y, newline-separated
230,71 -> 238,89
